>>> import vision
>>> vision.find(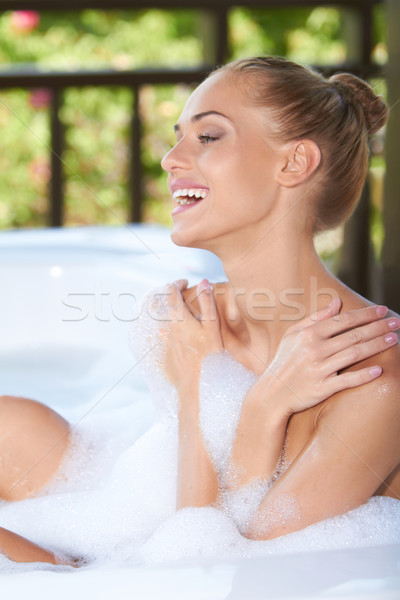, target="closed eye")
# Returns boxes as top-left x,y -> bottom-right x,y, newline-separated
198,134 -> 218,144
